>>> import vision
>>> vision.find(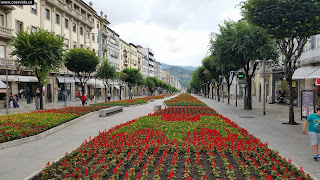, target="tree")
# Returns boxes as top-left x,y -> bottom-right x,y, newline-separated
189,66 -> 211,94
202,55 -> 222,101
241,0 -> 320,124
64,48 -> 99,96
210,20 -> 277,109
121,68 -> 143,98
145,78 -> 156,95
95,59 -> 116,102
115,71 -> 128,100
10,28 -> 65,109
146,77 -> 161,95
